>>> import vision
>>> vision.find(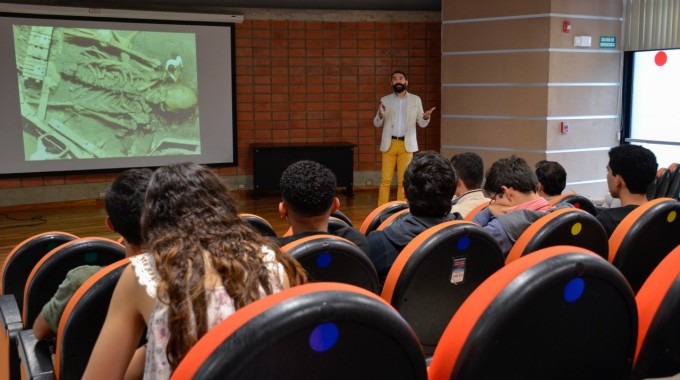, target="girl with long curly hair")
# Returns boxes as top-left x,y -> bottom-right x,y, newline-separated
84,163 -> 307,379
